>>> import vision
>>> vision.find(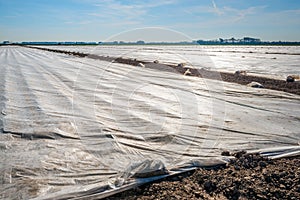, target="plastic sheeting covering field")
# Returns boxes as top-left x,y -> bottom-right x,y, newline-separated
0,46 -> 300,199
40,45 -> 300,78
